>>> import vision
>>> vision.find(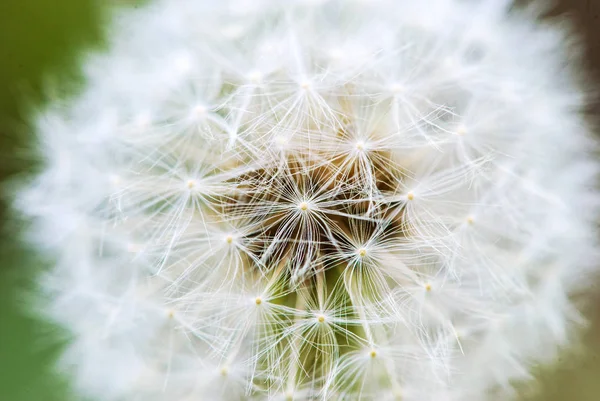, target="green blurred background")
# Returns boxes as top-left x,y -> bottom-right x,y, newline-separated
0,3 -> 101,400
0,1 -> 598,400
